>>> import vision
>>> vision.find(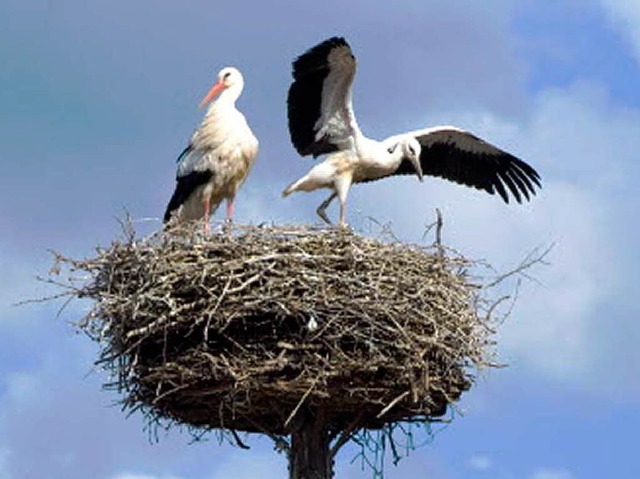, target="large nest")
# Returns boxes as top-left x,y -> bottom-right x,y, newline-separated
54,223 -> 498,435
